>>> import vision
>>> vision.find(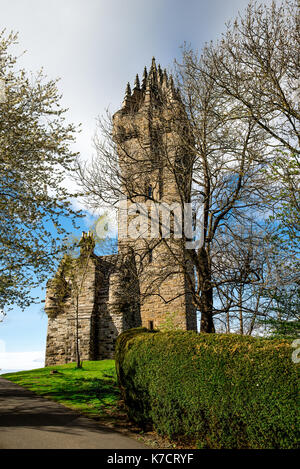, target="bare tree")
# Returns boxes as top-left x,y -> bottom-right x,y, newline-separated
213,223 -> 275,335
173,0 -> 299,331
197,0 -> 299,155
75,58 -> 274,333
74,2 -> 299,334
